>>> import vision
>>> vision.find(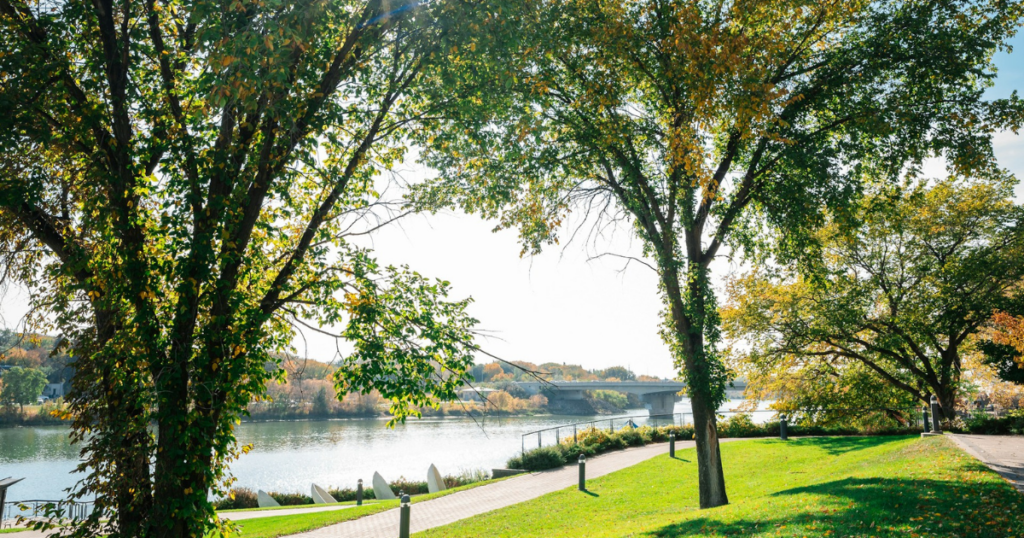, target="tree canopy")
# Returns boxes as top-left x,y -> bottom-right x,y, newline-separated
413,0 -> 1023,508
0,0 -> 486,535
0,365 -> 48,411
724,176 -> 1024,420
